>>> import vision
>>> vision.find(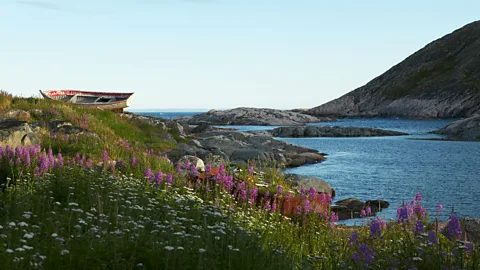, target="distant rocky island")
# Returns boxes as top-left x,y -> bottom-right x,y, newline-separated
175,107 -> 332,126
307,20 -> 480,119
